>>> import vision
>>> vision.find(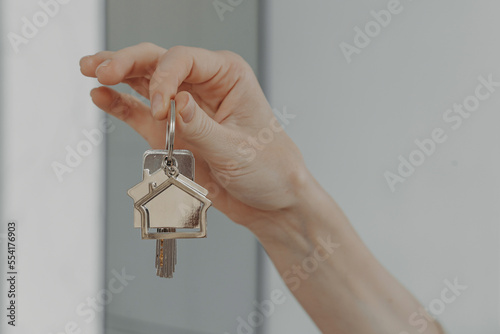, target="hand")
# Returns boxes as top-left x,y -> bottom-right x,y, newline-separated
81,44 -> 446,334
80,43 -> 306,229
